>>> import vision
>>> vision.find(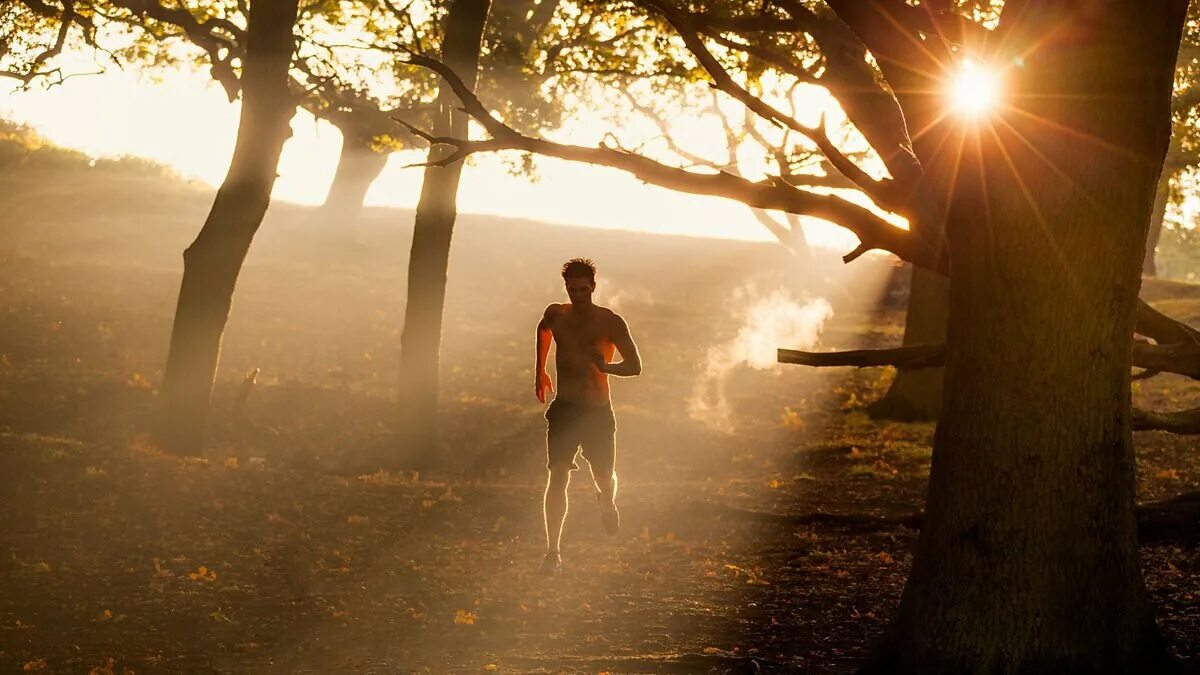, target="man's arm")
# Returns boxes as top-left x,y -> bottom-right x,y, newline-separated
535,304 -> 556,403
598,314 -> 642,377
